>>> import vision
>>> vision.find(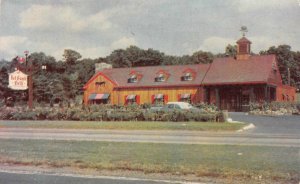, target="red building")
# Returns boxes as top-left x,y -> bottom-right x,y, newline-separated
83,36 -> 296,111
